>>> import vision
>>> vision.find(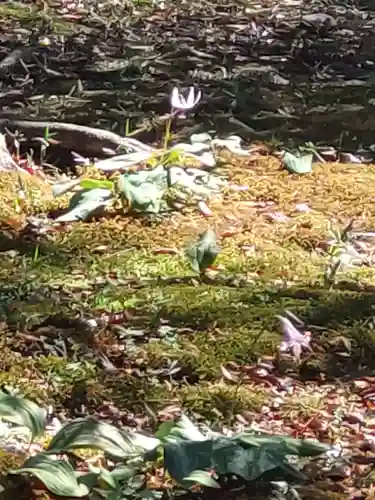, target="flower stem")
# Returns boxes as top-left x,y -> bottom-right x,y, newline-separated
163,117 -> 172,153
